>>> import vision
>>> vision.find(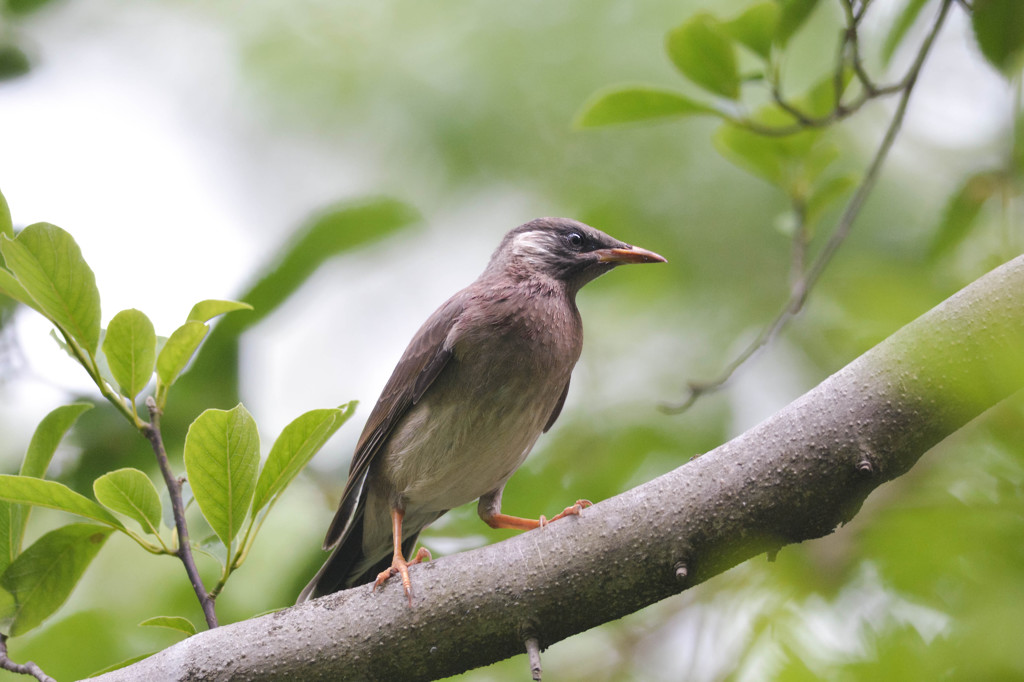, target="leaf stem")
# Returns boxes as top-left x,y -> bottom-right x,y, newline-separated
59,330 -> 140,427
118,527 -> 172,555
142,397 -> 218,629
